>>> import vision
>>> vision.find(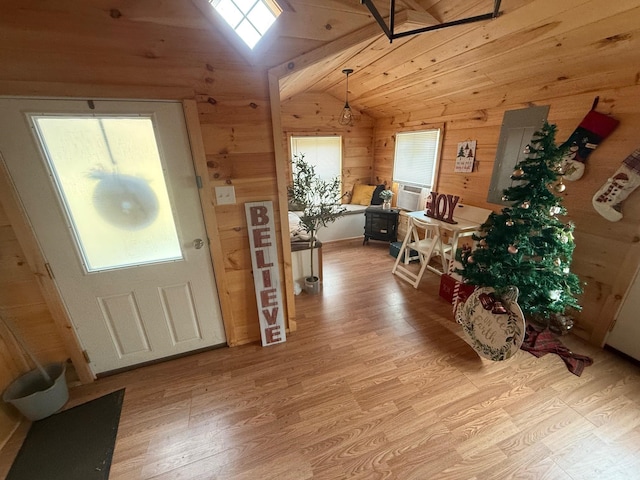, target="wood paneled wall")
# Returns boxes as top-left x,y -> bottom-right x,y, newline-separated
0,203 -> 32,448
192,70 -> 283,347
280,93 -> 375,196
0,201 -> 67,364
0,339 -> 24,450
0,2 -> 284,349
0,0 -> 288,443
373,85 -> 640,345
0,192 -> 72,443
1,0 -> 637,449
